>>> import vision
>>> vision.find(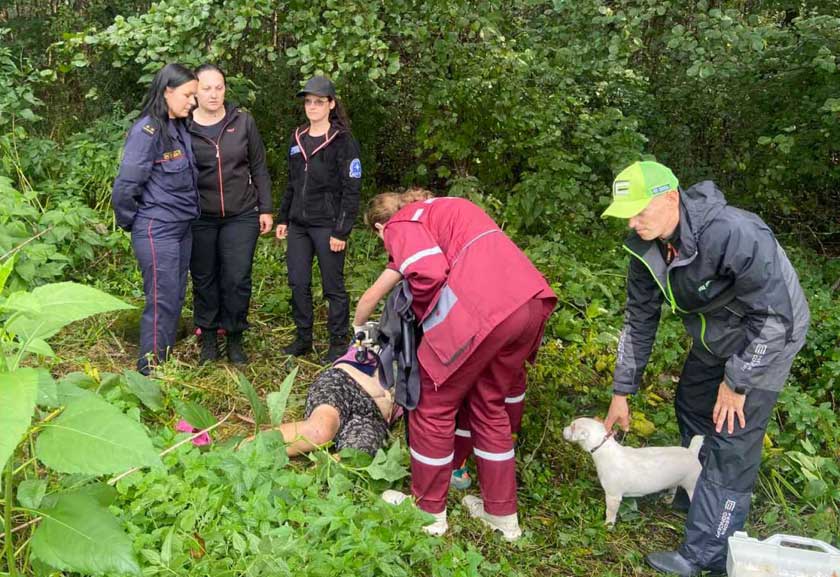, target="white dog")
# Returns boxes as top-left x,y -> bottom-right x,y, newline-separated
563,417 -> 703,526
